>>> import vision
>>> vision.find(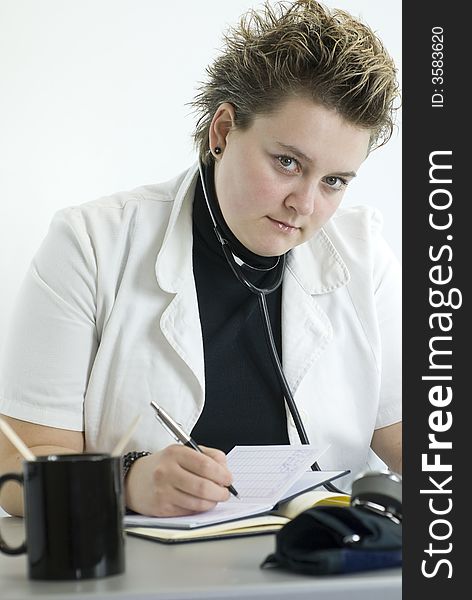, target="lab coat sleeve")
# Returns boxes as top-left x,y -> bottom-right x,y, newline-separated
0,208 -> 98,431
